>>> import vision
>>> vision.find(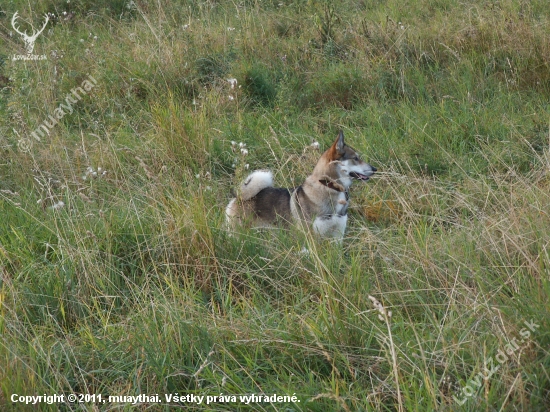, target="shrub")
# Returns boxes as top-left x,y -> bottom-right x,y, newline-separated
242,65 -> 278,107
